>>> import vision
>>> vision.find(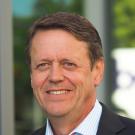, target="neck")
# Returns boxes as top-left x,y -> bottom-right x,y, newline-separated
48,98 -> 96,135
